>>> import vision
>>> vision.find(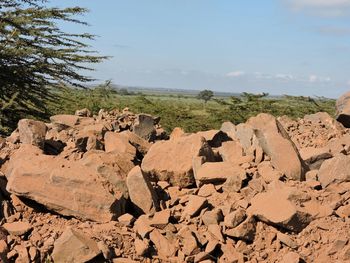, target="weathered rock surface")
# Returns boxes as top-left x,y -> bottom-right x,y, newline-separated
126,166 -> 159,215
247,113 -> 306,181
18,119 -> 47,149
52,228 -> 100,263
336,91 -> 350,127
318,154 -> 350,187
141,134 -> 215,187
247,190 -> 312,232
5,145 -> 126,222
